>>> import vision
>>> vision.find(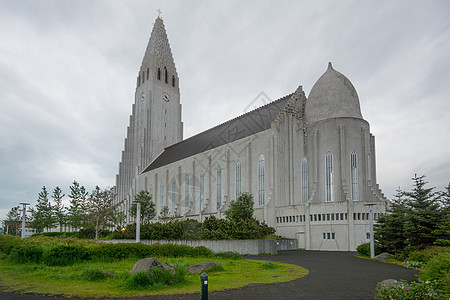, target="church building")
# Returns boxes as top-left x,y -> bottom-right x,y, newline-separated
114,16 -> 387,251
